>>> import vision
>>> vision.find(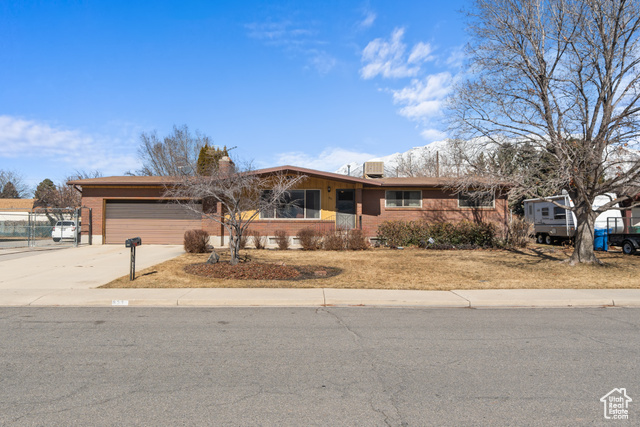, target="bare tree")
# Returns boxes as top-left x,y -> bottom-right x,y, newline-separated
137,125 -> 210,176
394,142 -> 468,177
0,169 -> 30,198
449,0 -> 640,264
395,151 -> 440,177
60,170 -> 104,207
34,171 -> 103,209
166,160 -> 306,265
